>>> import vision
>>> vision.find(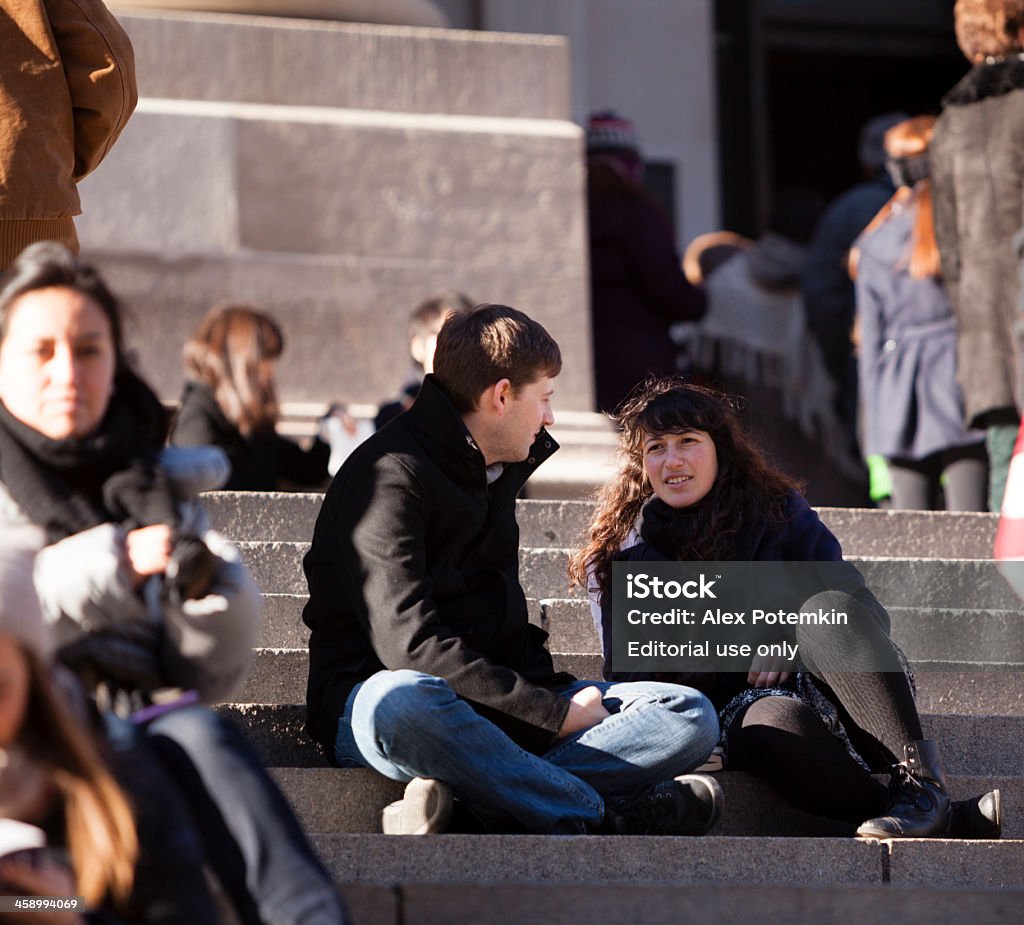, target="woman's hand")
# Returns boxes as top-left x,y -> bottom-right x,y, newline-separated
747,652 -> 791,689
124,524 -> 174,587
556,685 -> 611,739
